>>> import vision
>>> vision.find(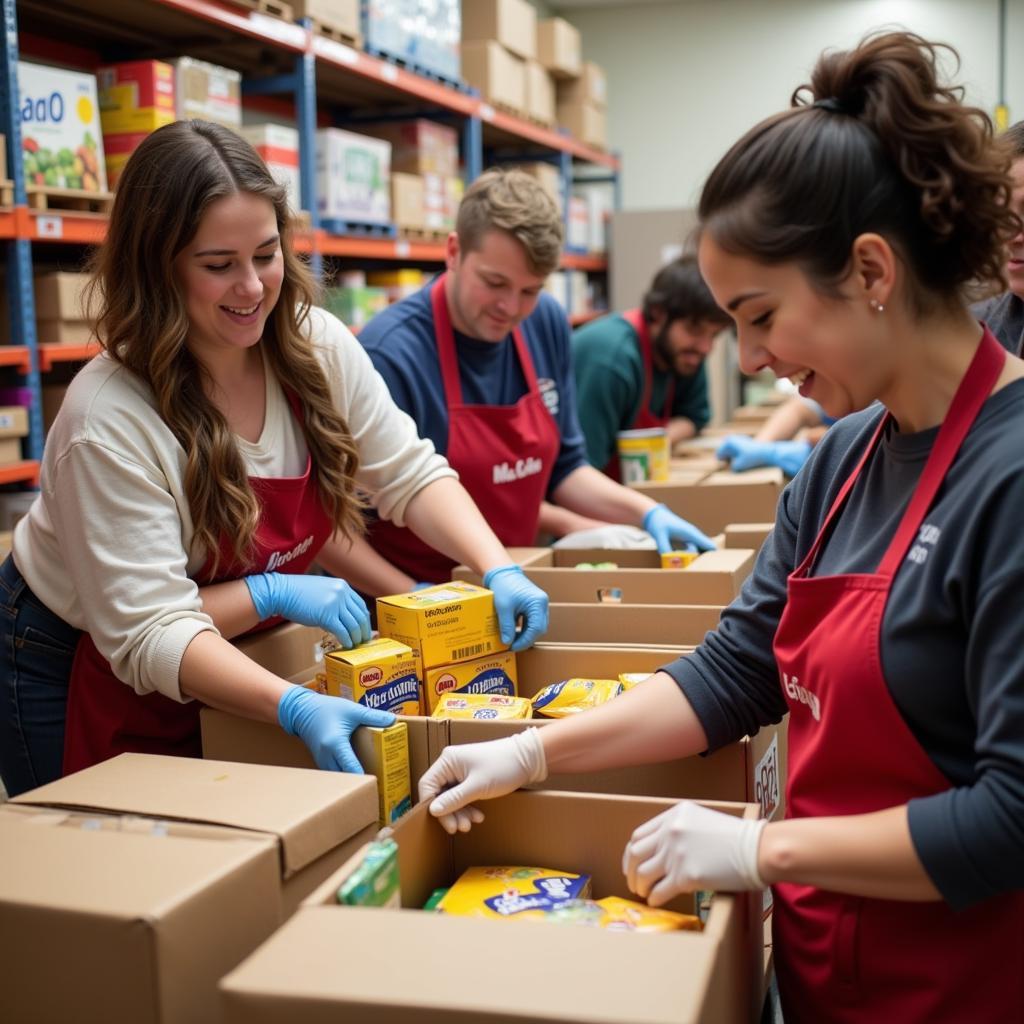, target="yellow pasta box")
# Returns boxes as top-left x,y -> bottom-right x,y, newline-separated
431,694 -> 533,721
437,866 -> 591,919
423,650 -> 517,713
351,721 -> 412,827
661,551 -> 698,569
376,581 -> 506,669
324,637 -> 422,715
